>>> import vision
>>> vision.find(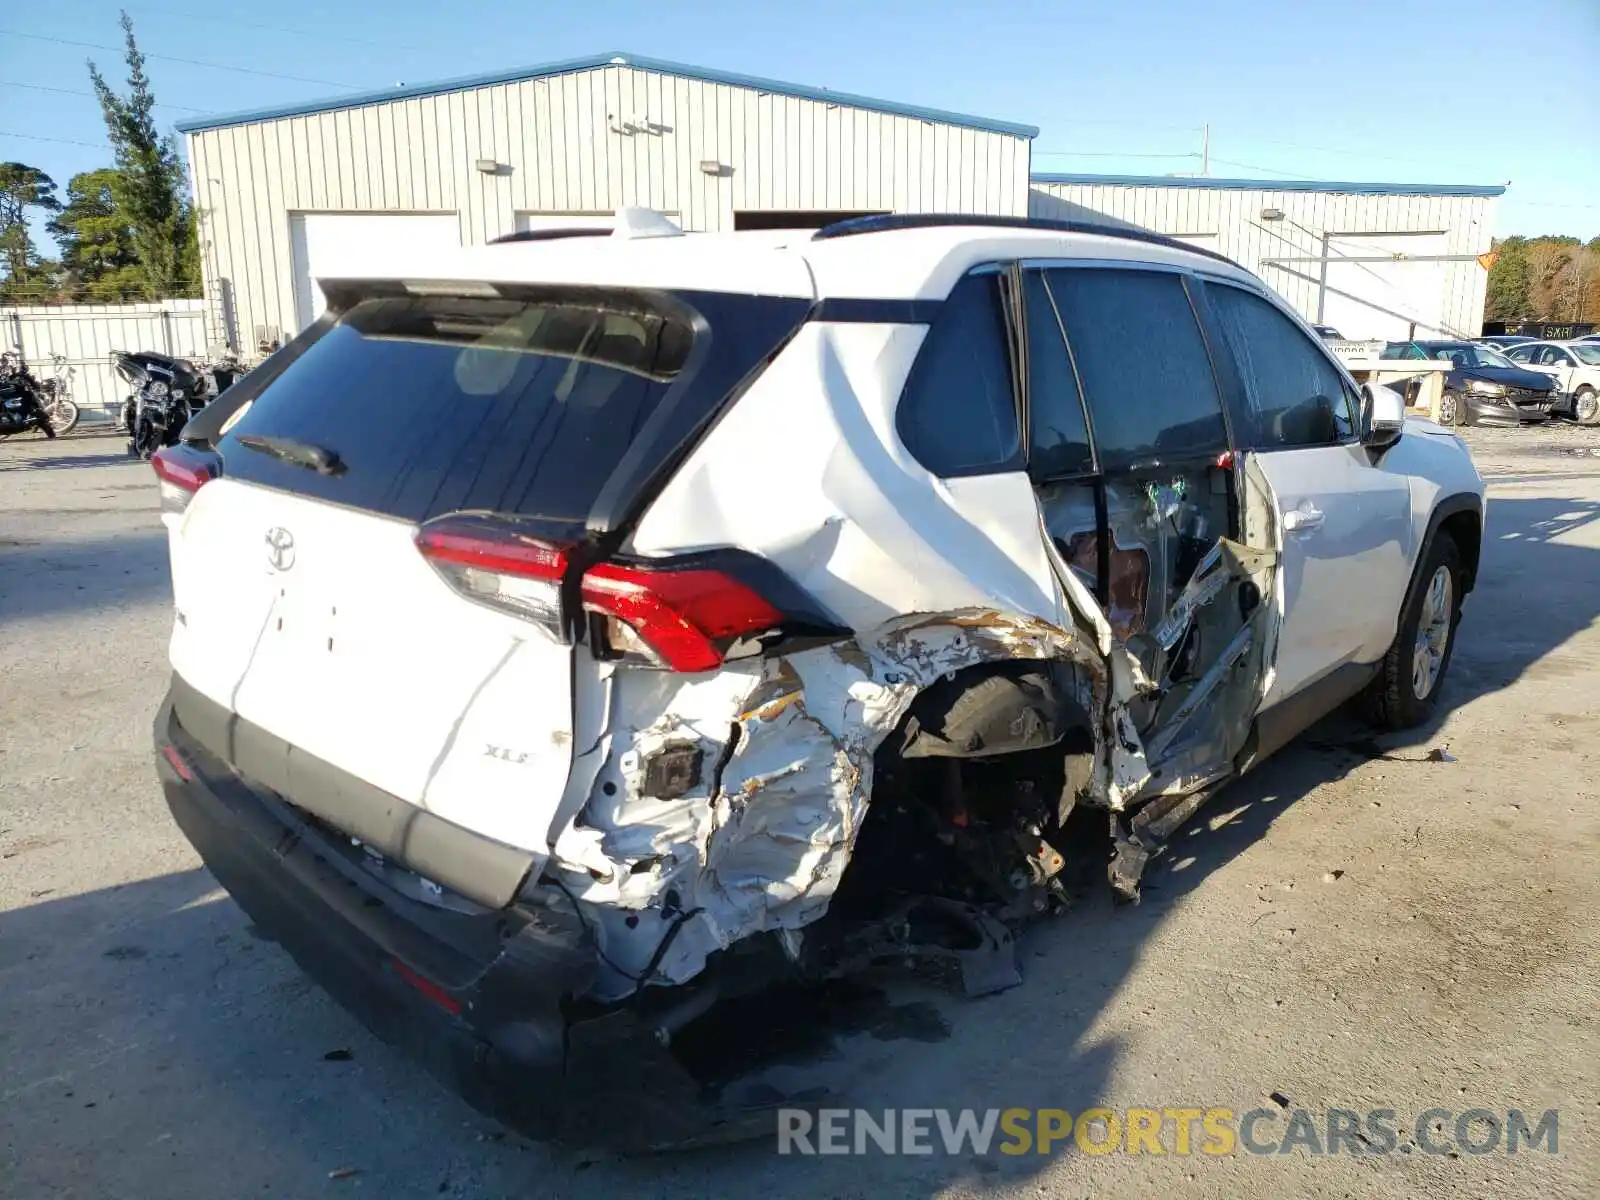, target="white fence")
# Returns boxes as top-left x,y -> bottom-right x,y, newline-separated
2,299 -> 212,423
